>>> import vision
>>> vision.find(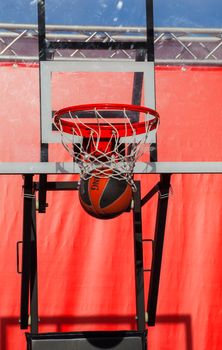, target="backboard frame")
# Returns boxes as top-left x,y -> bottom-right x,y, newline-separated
40,60 -> 156,144
0,162 -> 222,174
